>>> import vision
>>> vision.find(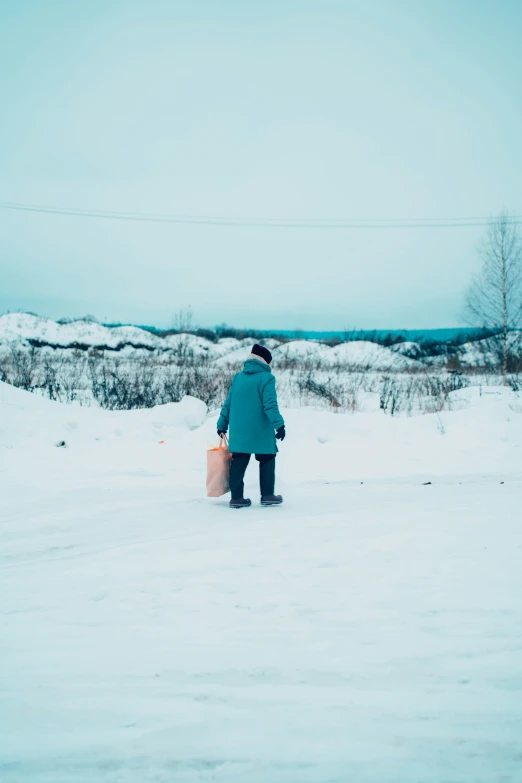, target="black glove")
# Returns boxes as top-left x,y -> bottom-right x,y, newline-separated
217,430 -> 227,438
276,426 -> 286,441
